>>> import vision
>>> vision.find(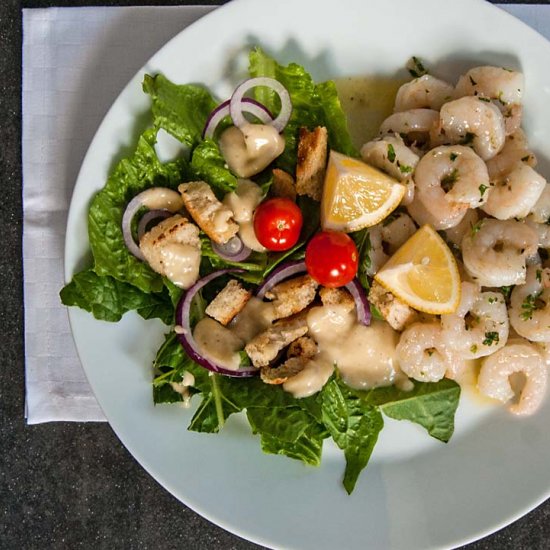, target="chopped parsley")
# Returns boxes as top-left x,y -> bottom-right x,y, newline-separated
521,292 -> 543,321
470,344 -> 478,354
470,220 -> 483,236
387,143 -> 396,163
469,75 -> 477,86
441,168 -> 459,192
482,331 -> 500,346
478,97 -> 491,102
397,161 -> 413,174
479,184 -> 489,197
408,56 -> 428,78
450,152 -> 458,161
500,286 -> 513,300
536,269 -> 542,283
